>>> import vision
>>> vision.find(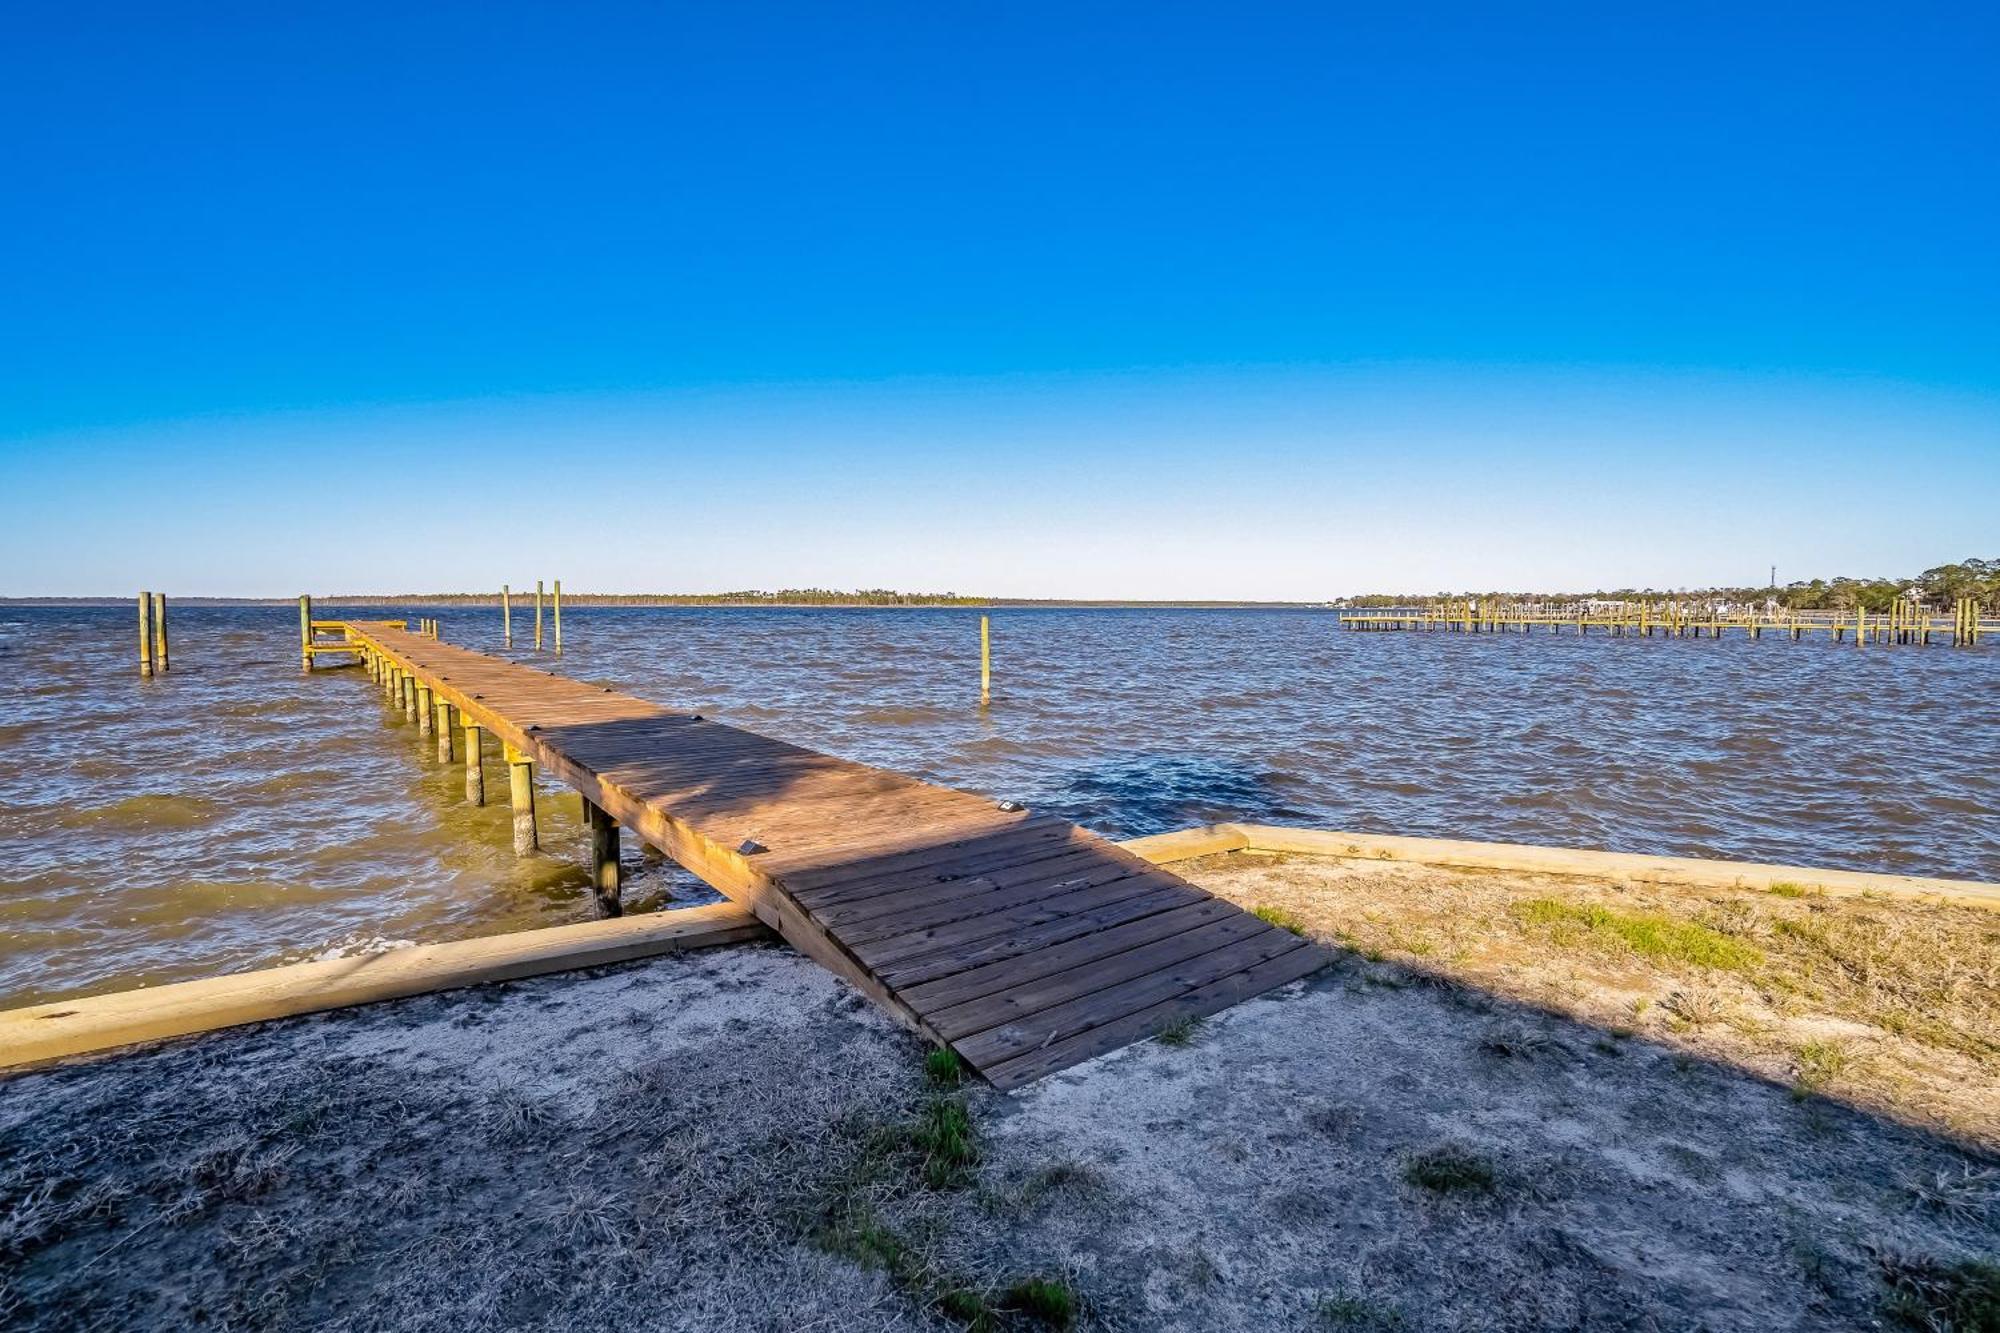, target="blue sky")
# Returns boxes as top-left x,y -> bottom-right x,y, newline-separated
2,2 -> 1995,597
